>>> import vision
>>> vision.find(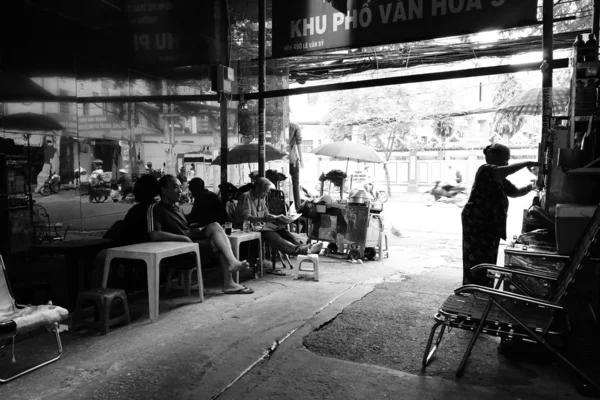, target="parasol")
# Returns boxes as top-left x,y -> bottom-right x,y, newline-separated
0,112 -> 65,131
496,87 -> 570,116
211,143 -> 287,165
312,140 -> 385,173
